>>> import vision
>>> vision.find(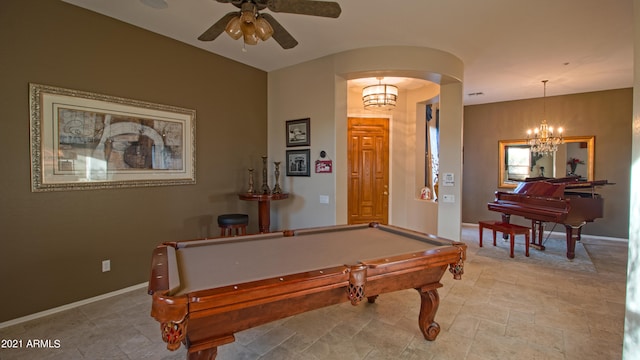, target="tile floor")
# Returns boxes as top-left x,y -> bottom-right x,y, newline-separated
0,224 -> 628,360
